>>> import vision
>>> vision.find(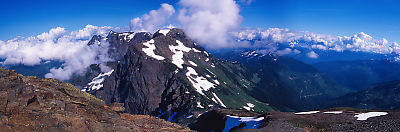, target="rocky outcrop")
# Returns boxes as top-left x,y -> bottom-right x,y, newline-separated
0,68 -> 190,131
